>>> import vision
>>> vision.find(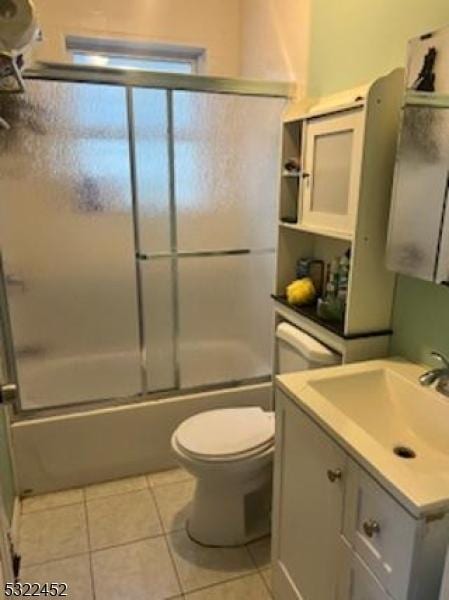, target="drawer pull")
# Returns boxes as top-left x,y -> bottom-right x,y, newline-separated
363,519 -> 381,538
327,468 -> 343,483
